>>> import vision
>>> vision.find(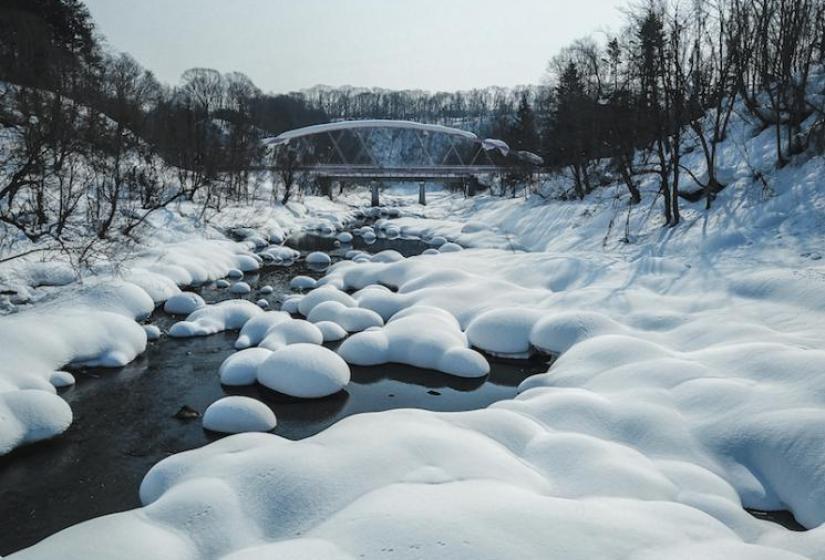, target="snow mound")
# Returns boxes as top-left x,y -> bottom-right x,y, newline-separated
370,250 -> 404,263
306,252 -> 332,268
429,236 -> 447,247
257,343 -> 351,398
290,276 -> 317,291
227,268 -> 244,279
281,296 -> 303,314
466,307 -> 544,358
259,319 -> 324,351
307,301 -> 384,333
49,371 -> 75,388
143,324 -> 161,341
529,311 -> 625,354
439,242 -> 463,253
297,286 -> 357,317
337,232 -> 353,244
202,396 -> 276,434
215,279 -> 230,289
0,390 -> 73,454
338,306 -> 489,378
259,285 -> 274,295
256,299 -> 269,309
316,321 -> 348,342
163,292 -> 206,315
219,348 -> 274,386
169,300 -> 263,338
230,282 -> 252,295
